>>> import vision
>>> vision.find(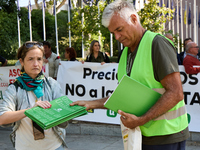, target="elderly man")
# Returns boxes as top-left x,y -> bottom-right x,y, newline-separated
179,38 -> 193,65
71,0 -> 189,149
183,42 -> 200,74
165,33 -> 174,42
